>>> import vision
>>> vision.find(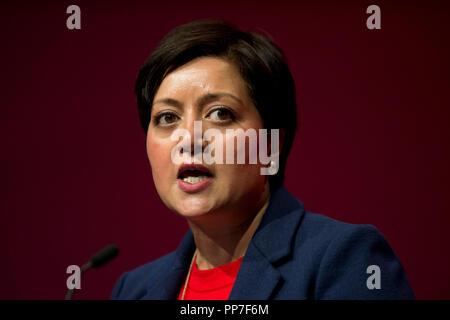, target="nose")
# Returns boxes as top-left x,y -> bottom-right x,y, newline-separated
179,115 -> 207,161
